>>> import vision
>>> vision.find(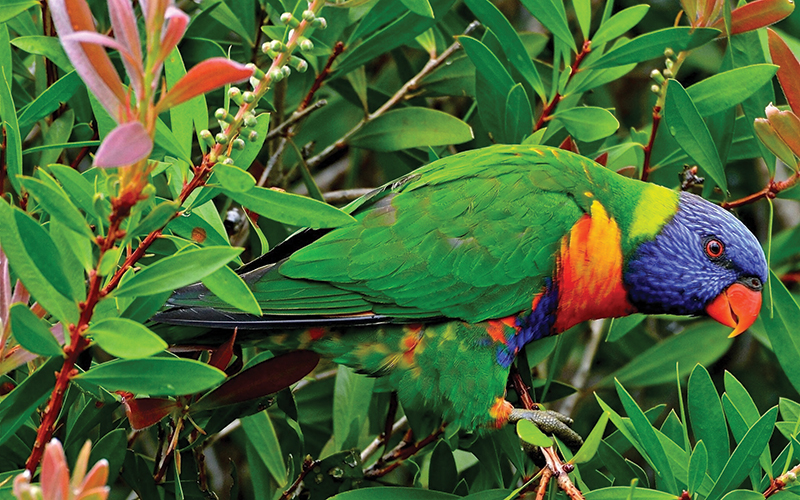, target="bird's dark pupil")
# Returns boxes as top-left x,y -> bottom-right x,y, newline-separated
707,240 -> 722,257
